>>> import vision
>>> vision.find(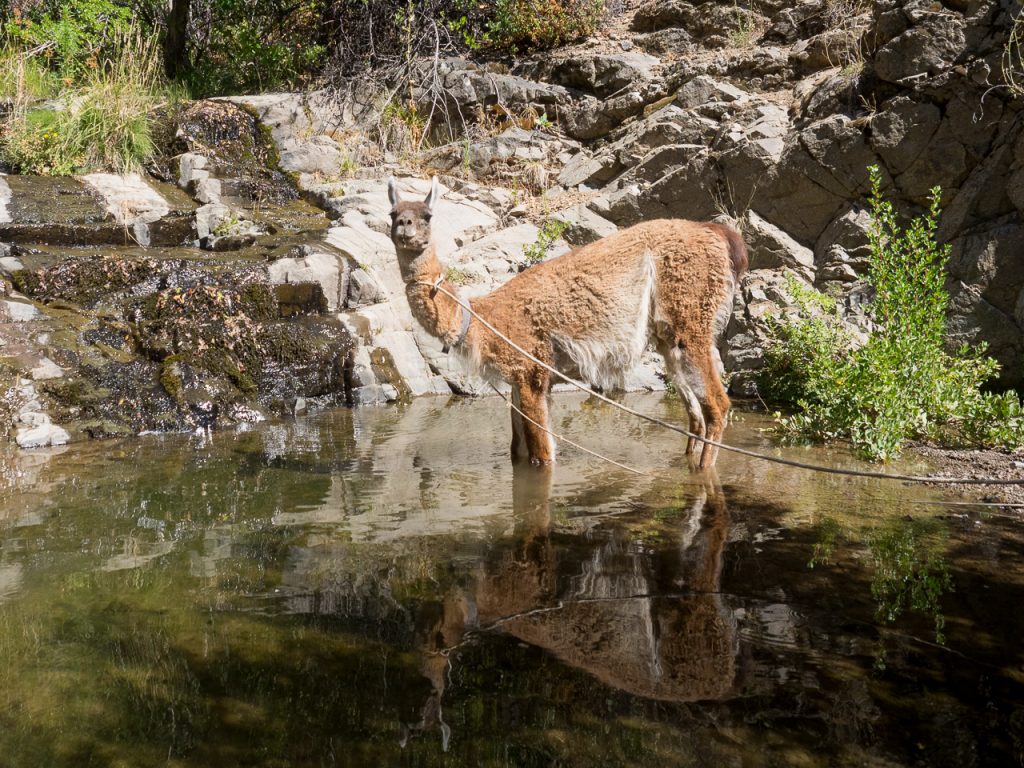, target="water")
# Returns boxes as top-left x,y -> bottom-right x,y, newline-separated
1,393 -> 1022,767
